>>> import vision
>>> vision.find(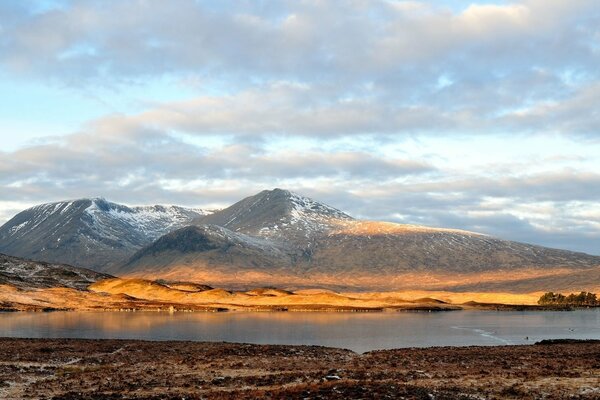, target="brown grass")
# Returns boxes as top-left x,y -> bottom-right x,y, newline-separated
2,275 -> 590,312
2,338 -> 599,399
